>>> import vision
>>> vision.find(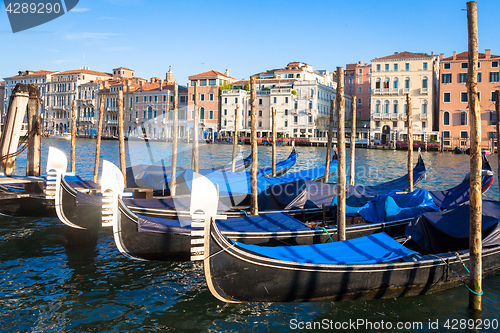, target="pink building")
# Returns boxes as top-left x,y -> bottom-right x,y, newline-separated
439,49 -> 500,150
